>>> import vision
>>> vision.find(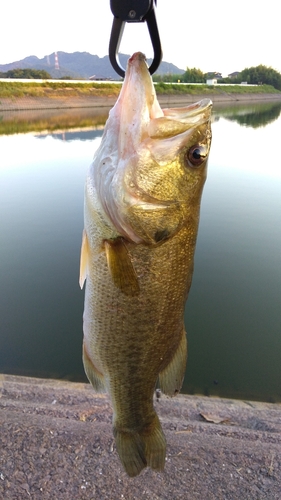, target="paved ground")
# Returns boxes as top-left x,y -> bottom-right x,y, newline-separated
0,375 -> 280,499
1,93 -> 281,112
